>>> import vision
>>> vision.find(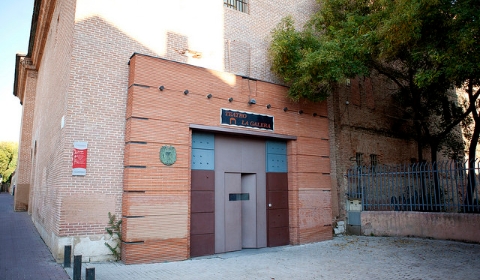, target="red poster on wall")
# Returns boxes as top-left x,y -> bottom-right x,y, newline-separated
72,141 -> 88,175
